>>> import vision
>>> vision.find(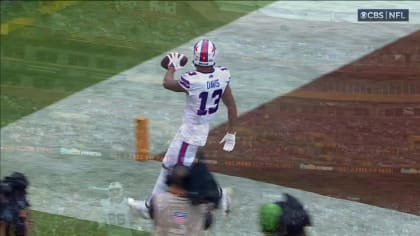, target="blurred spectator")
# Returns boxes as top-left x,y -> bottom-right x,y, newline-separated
260,193 -> 311,236
148,164 -> 213,236
129,152 -> 232,219
0,172 -> 31,236
98,182 -> 139,236
186,153 -> 231,215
